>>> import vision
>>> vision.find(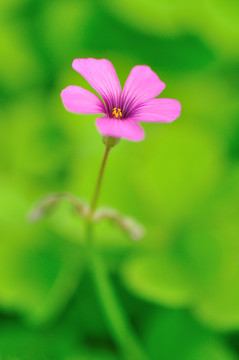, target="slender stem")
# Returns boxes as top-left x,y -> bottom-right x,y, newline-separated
89,146 -> 111,218
84,146 -> 147,359
85,223 -> 147,360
